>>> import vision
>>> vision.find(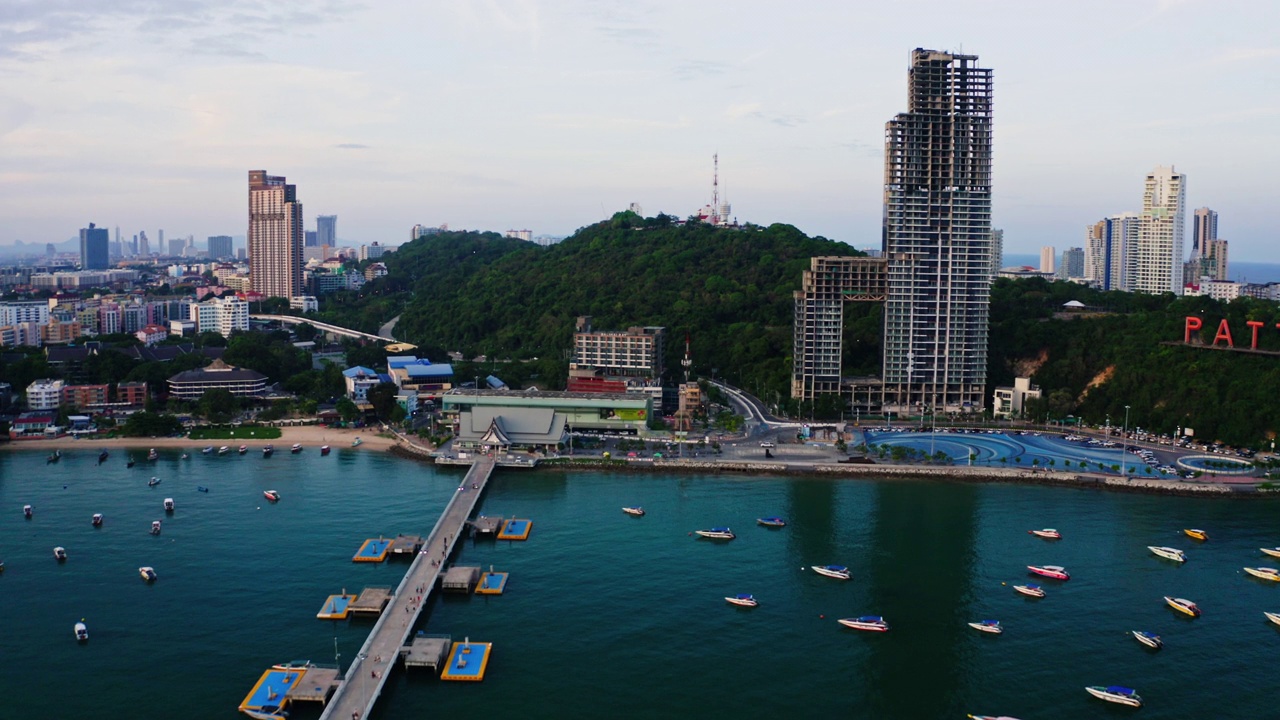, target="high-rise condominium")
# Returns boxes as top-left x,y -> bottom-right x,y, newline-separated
248,170 -> 304,298
208,235 -> 233,259
79,223 -> 109,270
1085,213 -> 1138,291
316,215 -> 337,248
1192,207 -> 1217,257
1040,246 -> 1055,274
1133,166 -> 1185,295
882,48 -> 993,412
1059,247 -> 1084,279
138,230 -> 150,256
1189,207 -> 1227,281
988,229 -> 1003,280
